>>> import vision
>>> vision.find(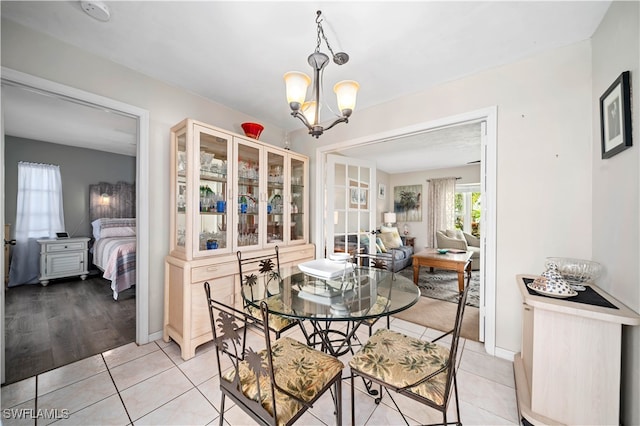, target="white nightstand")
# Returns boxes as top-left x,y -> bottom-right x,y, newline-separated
37,237 -> 90,286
